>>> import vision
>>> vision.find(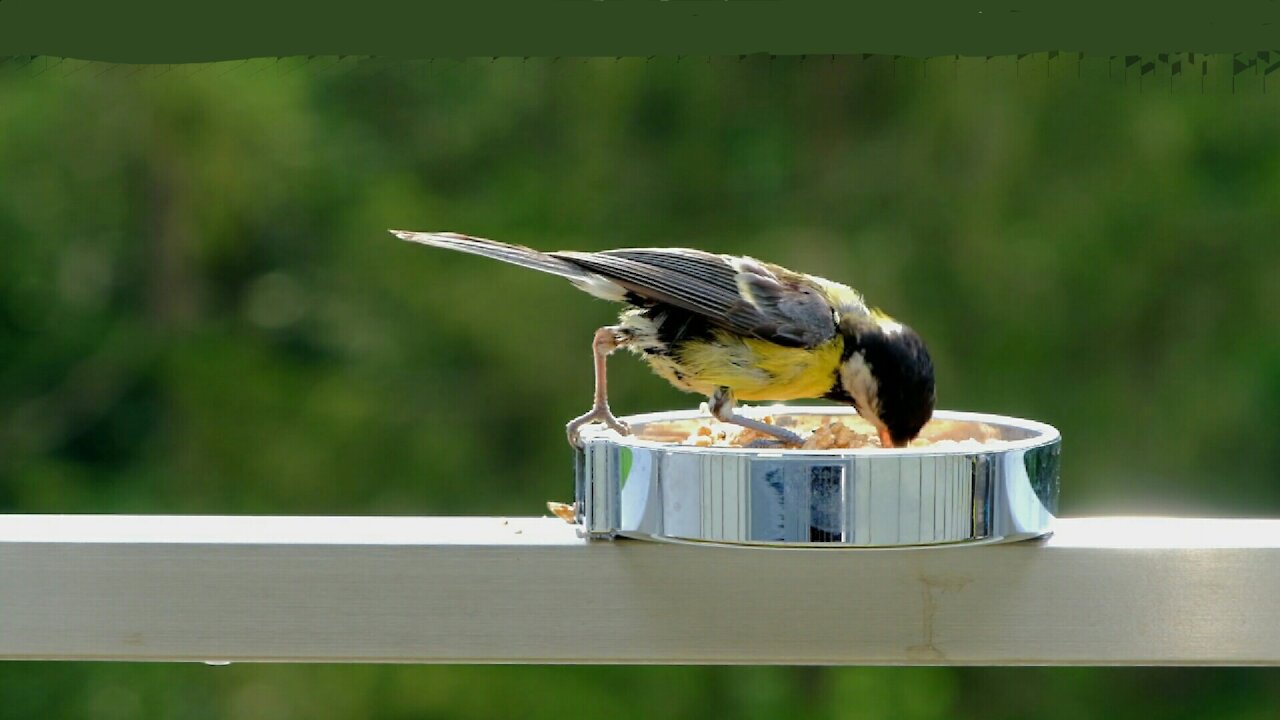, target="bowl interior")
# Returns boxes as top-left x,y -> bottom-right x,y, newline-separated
630,409 -> 1042,447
